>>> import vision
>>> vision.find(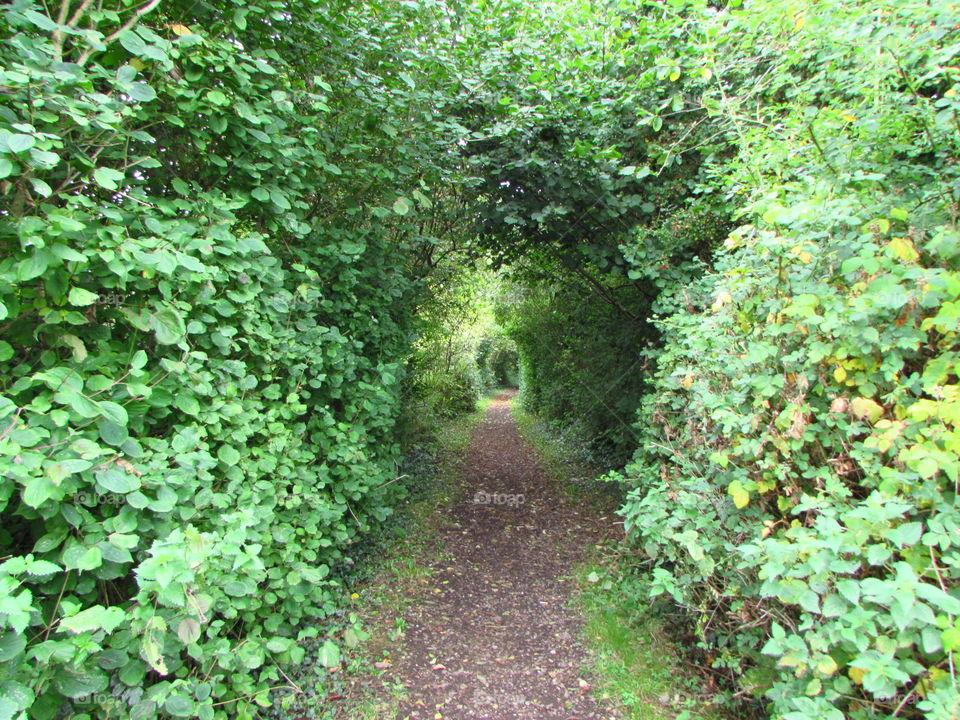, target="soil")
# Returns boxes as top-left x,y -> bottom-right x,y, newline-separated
387,390 -> 623,720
